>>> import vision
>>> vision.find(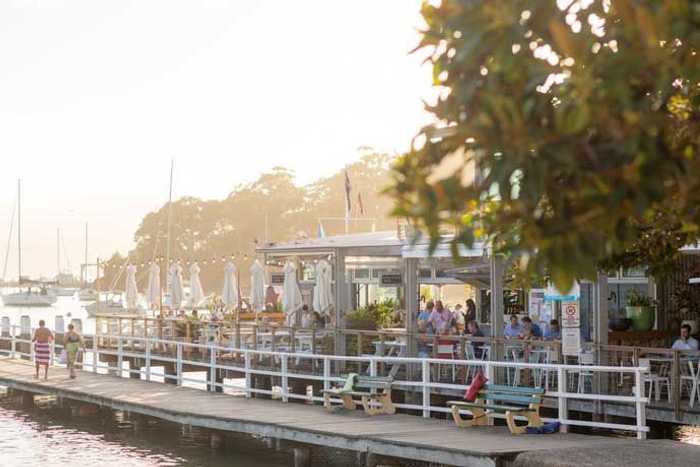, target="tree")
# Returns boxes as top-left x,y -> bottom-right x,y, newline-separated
388,0 -> 700,290
100,150 -> 398,292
